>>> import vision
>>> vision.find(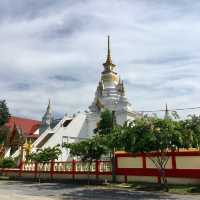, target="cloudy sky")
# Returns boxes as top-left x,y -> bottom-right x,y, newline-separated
1,0 -> 200,120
